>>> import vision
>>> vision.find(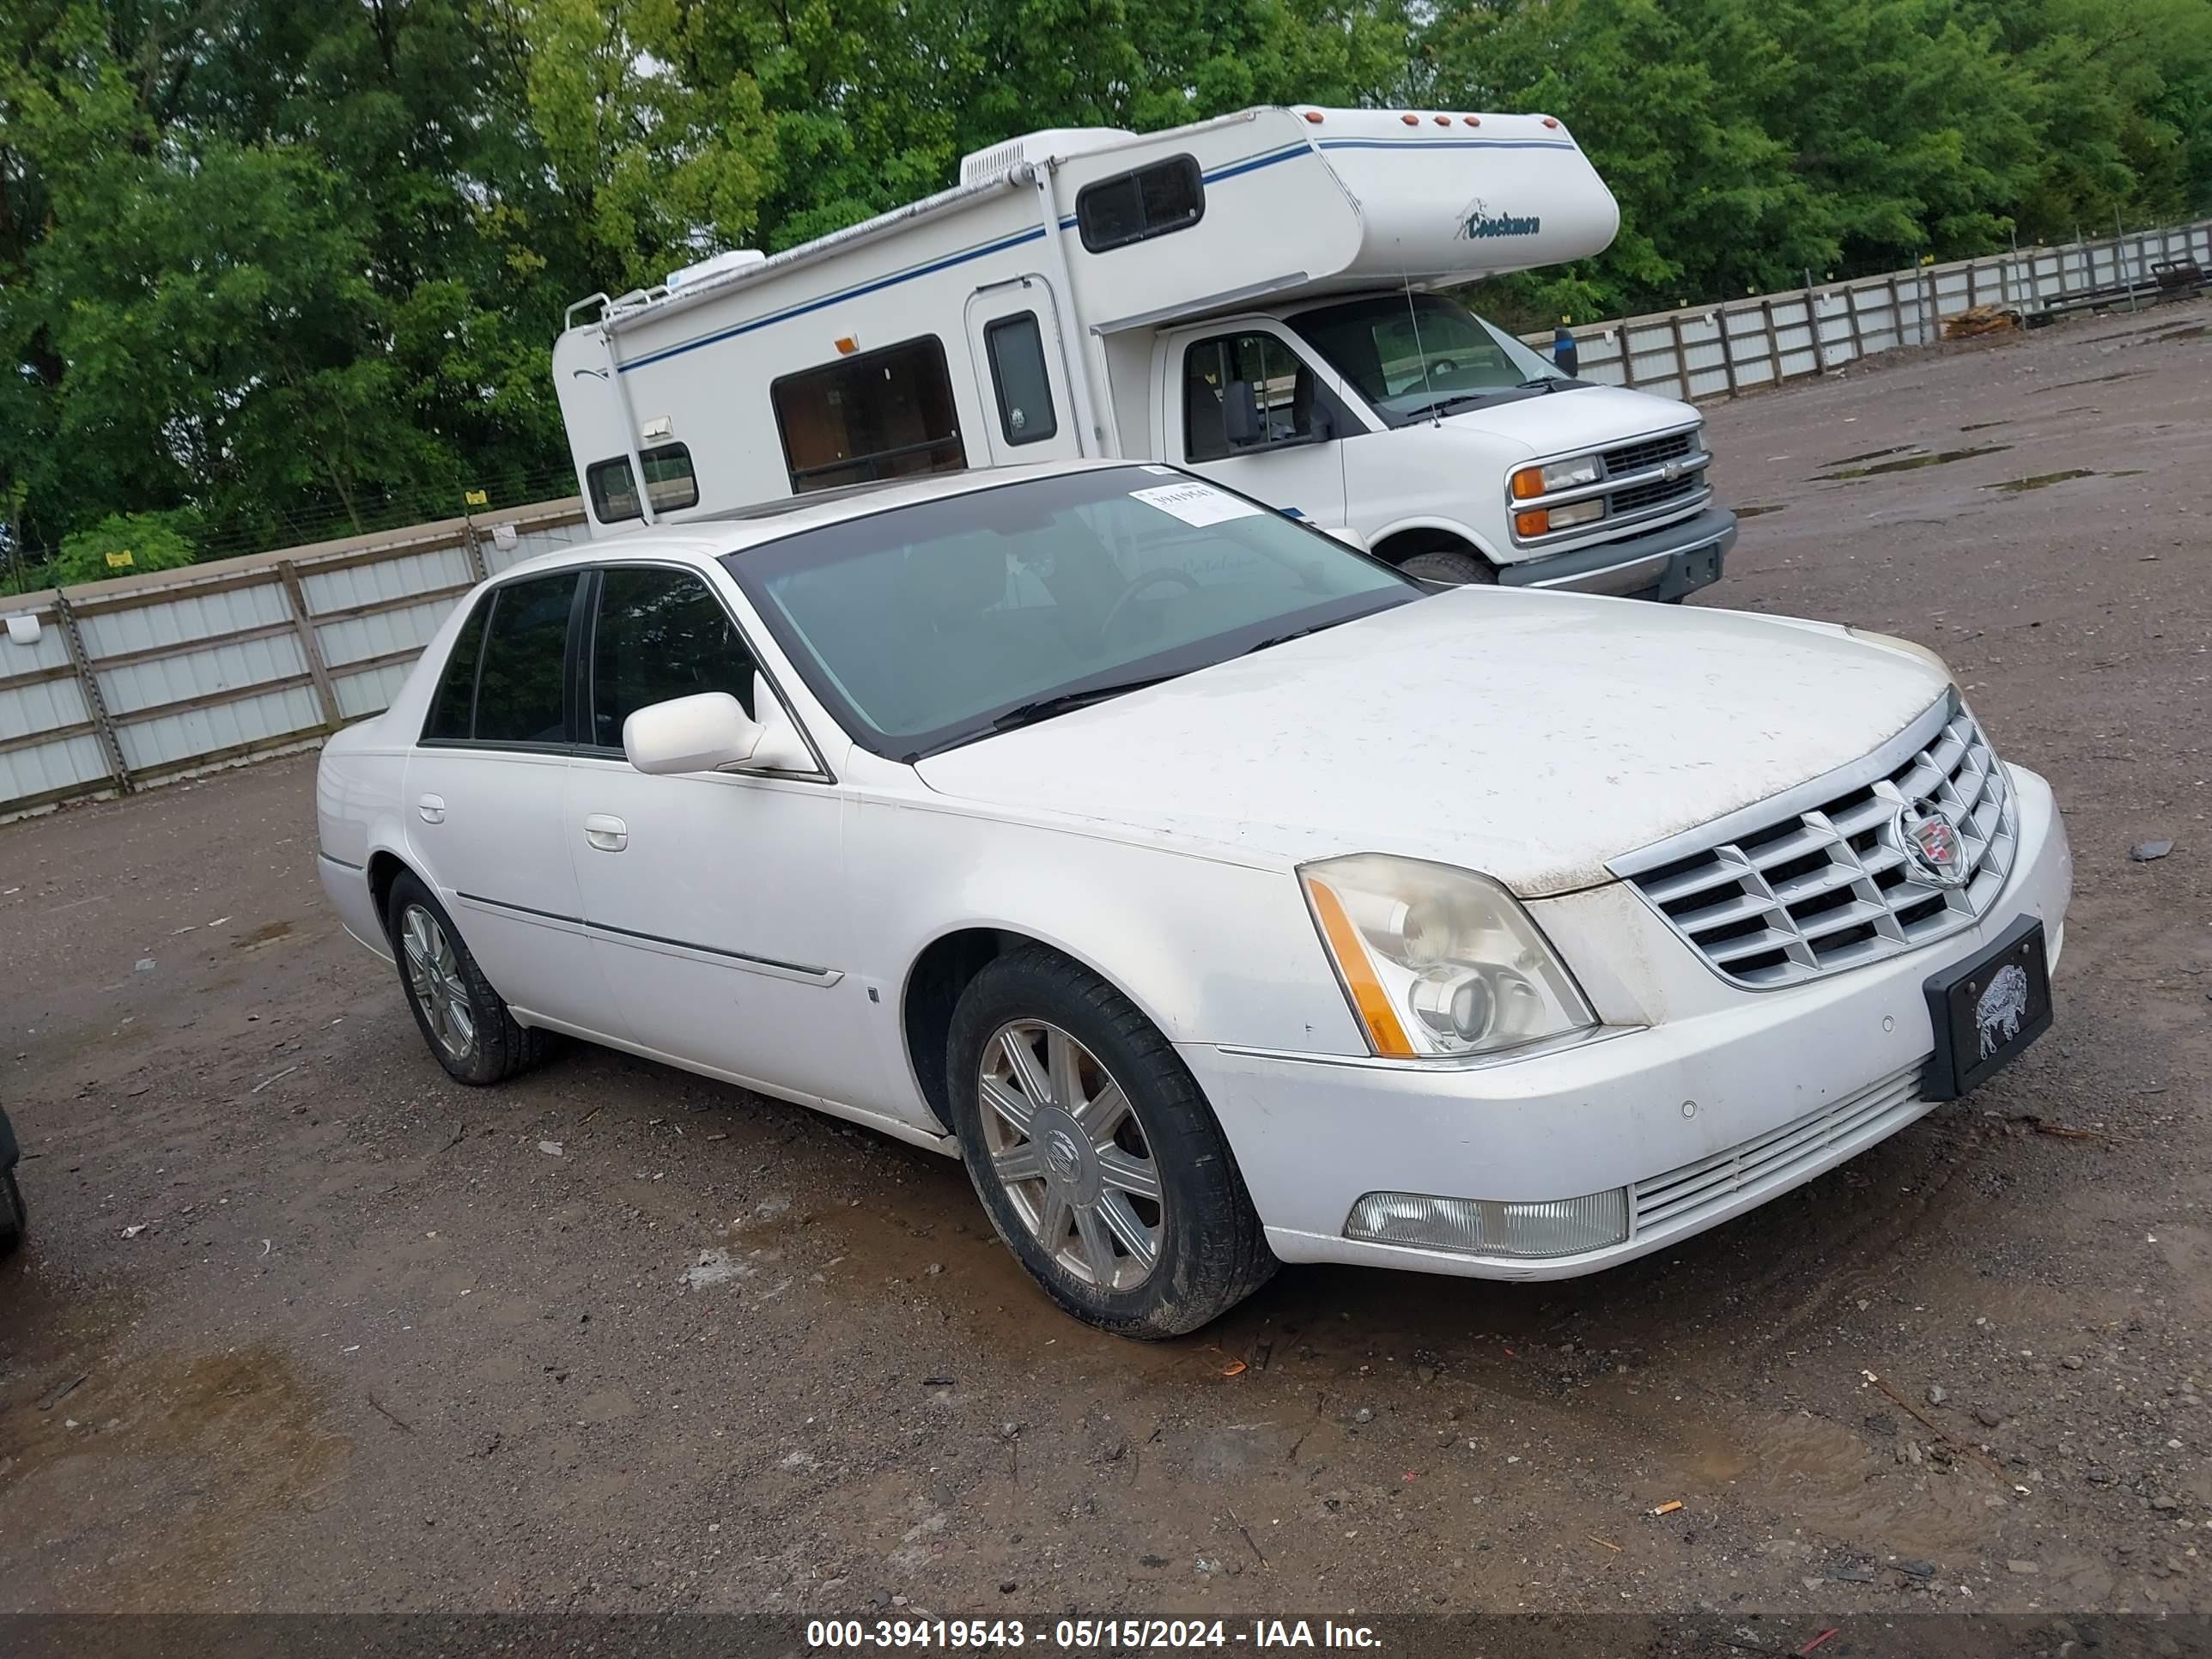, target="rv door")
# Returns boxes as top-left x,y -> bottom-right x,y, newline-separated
963,278 -> 1085,466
